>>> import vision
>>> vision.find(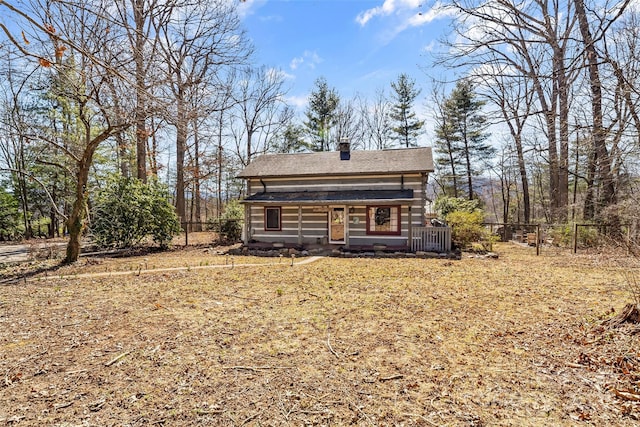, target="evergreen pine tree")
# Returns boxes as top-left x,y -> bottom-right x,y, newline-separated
304,77 -> 340,151
434,79 -> 493,200
389,73 -> 425,148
